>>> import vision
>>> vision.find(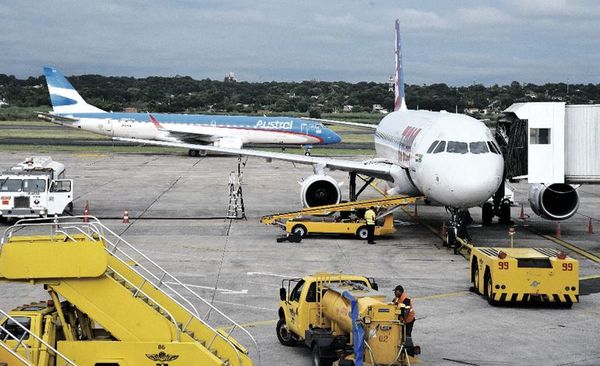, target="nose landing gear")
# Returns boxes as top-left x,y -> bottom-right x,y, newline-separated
445,207 -> 472,254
